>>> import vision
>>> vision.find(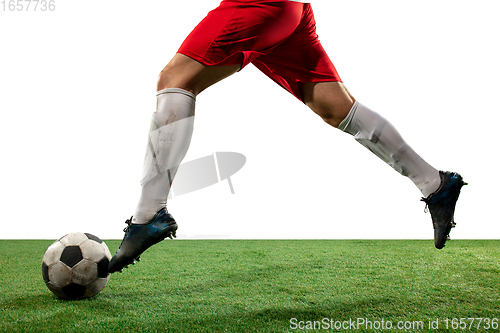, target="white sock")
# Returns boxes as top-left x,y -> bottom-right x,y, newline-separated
338,101 -> 441,197
133,88 -> 196,224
